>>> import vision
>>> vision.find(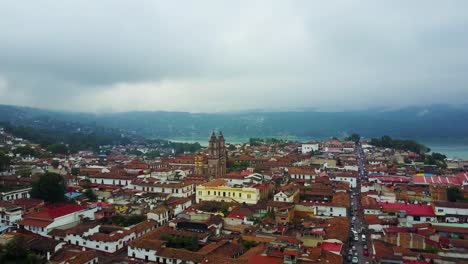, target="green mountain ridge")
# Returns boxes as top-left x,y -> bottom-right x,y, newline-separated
1,104 -> 468,142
